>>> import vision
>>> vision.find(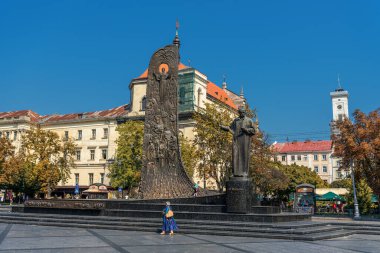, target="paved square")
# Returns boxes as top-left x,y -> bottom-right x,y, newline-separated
0,223 -> 379,253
